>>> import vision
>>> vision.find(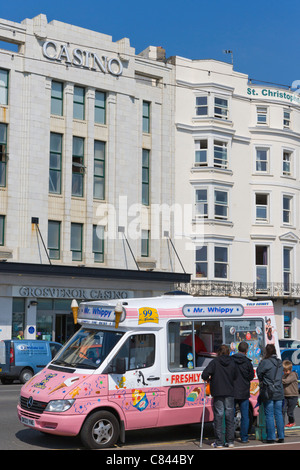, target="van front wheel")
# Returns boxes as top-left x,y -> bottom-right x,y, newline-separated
80,411 -> 120,449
